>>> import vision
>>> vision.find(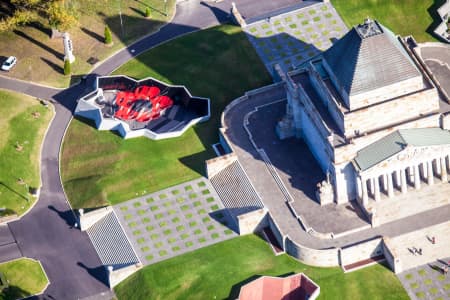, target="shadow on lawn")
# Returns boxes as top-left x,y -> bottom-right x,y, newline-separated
13,30 -> 64,60
426,0 -> 447,37
81,27 -> 104,43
